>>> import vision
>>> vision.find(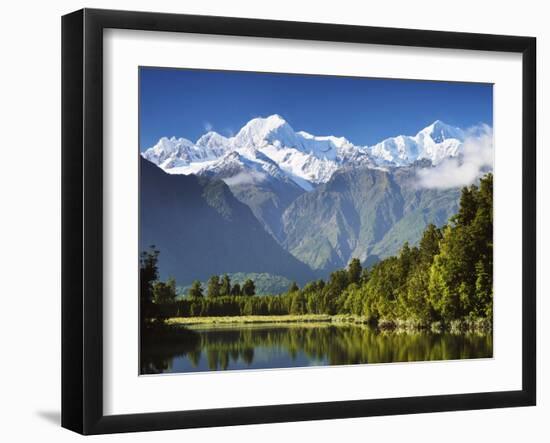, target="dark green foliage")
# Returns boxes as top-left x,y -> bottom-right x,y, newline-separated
180,273 -> 292,296
140,246 -> 159,303
144,174 -> 493,329
288,281 -> 299,293
220,274 -> 231,297
475,260 -> 492,319
242,279 -> 256,296
360,267 -> 370,285
328,269 -> 349,295
231,283 -> 242,296
428,174 -> 493,323
347,258 -> 362,285
419,223 -> 443,264
222,273 -> 292,295
153,277 -> 177,305
207,275 -> 221,298
456,186 -> 478,226
189,280 -> 204,298
290,291 -> 306,314
140,246 -> 160,323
